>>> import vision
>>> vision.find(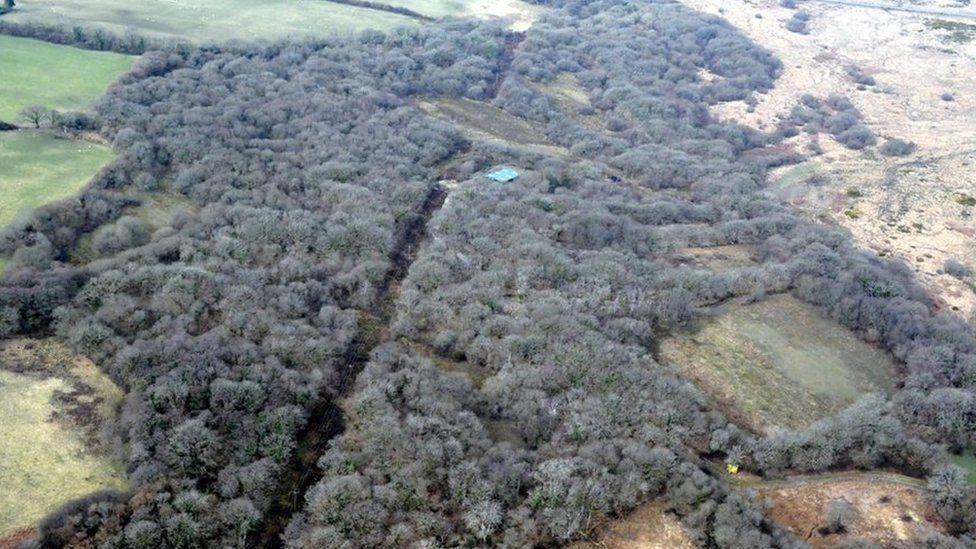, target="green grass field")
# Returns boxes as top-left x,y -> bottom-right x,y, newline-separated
0,369 -> 127,537
0,339 -> 127,537
950,451 -> 976,484
659,294 -> 898,433
0,132 -> 113,229
2,0 -> 419,43
0,35 -> 134,124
